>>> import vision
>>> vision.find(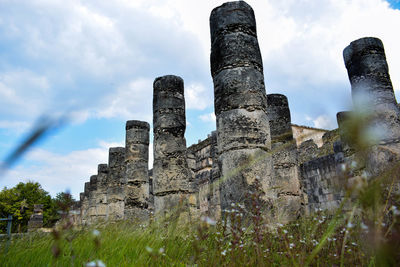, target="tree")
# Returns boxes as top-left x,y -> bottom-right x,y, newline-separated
0,181 -> 57,233
54,191 -> 76,215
